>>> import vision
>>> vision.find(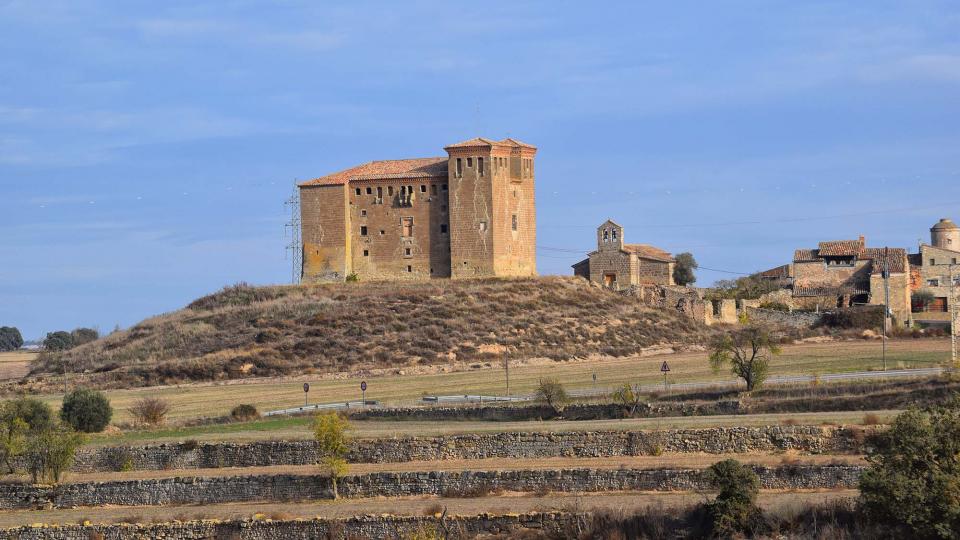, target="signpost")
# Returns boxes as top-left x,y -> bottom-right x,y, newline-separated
592,372 -> 597,393
303,382 -> 310,406
660,361 -> 670,392
360,380 -> 367,406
